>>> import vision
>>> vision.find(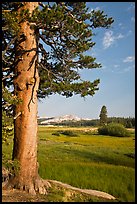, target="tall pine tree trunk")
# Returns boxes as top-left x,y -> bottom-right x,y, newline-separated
7,2 -> 50,194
